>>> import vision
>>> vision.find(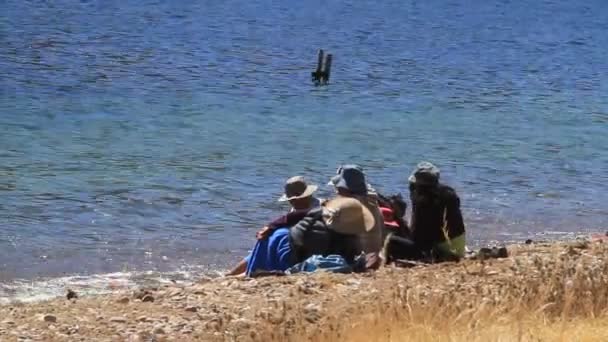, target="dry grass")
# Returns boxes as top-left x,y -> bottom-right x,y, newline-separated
342,315 -> 608,342
309,241 -> 608,342
1,240 -> 607,341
